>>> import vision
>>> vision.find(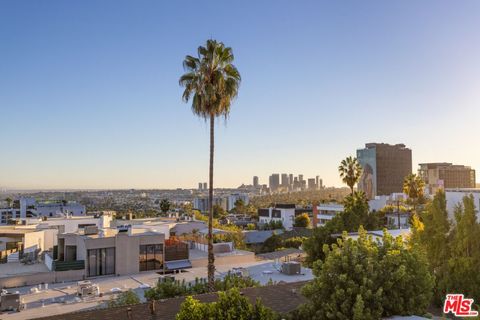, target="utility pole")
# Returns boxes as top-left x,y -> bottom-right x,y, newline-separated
396,200 -> 401,229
